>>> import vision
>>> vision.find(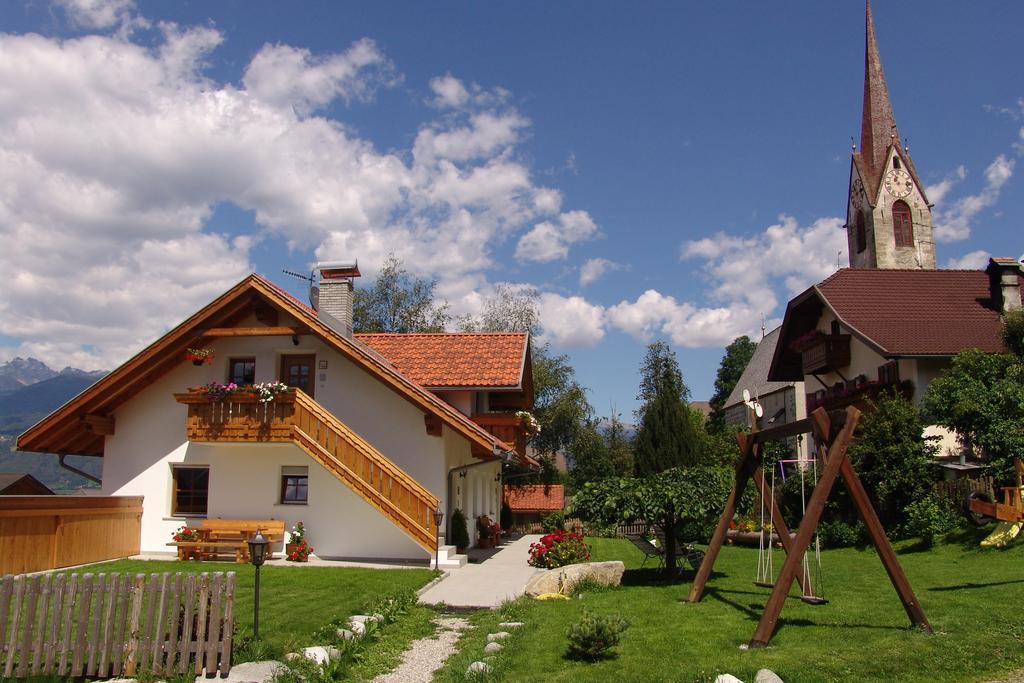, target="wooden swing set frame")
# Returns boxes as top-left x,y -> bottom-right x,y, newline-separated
687,405 -> 933,648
